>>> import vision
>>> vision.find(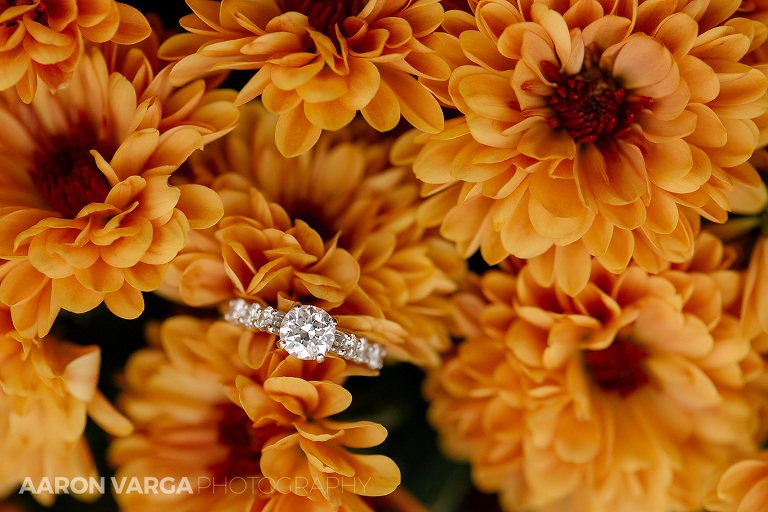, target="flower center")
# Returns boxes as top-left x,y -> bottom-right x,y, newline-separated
541,60 -> 653,161
208,402 -> 285,480
280,0 -> 364,37
29,133 -> 112,218
583,338 -> 650,396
